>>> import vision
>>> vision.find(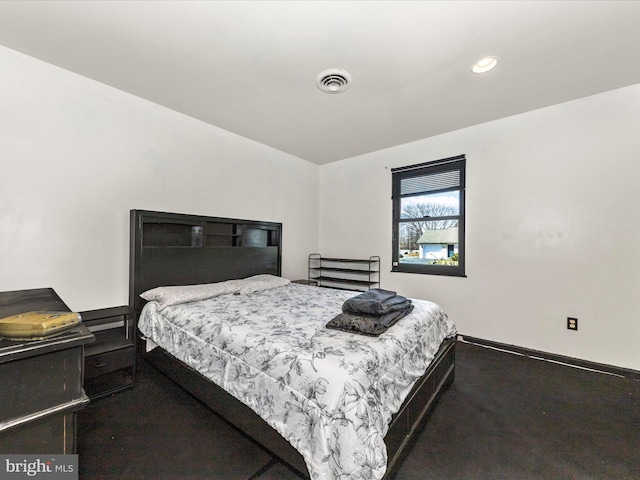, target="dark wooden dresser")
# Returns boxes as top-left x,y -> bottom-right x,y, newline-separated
0,288 -> 94,454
